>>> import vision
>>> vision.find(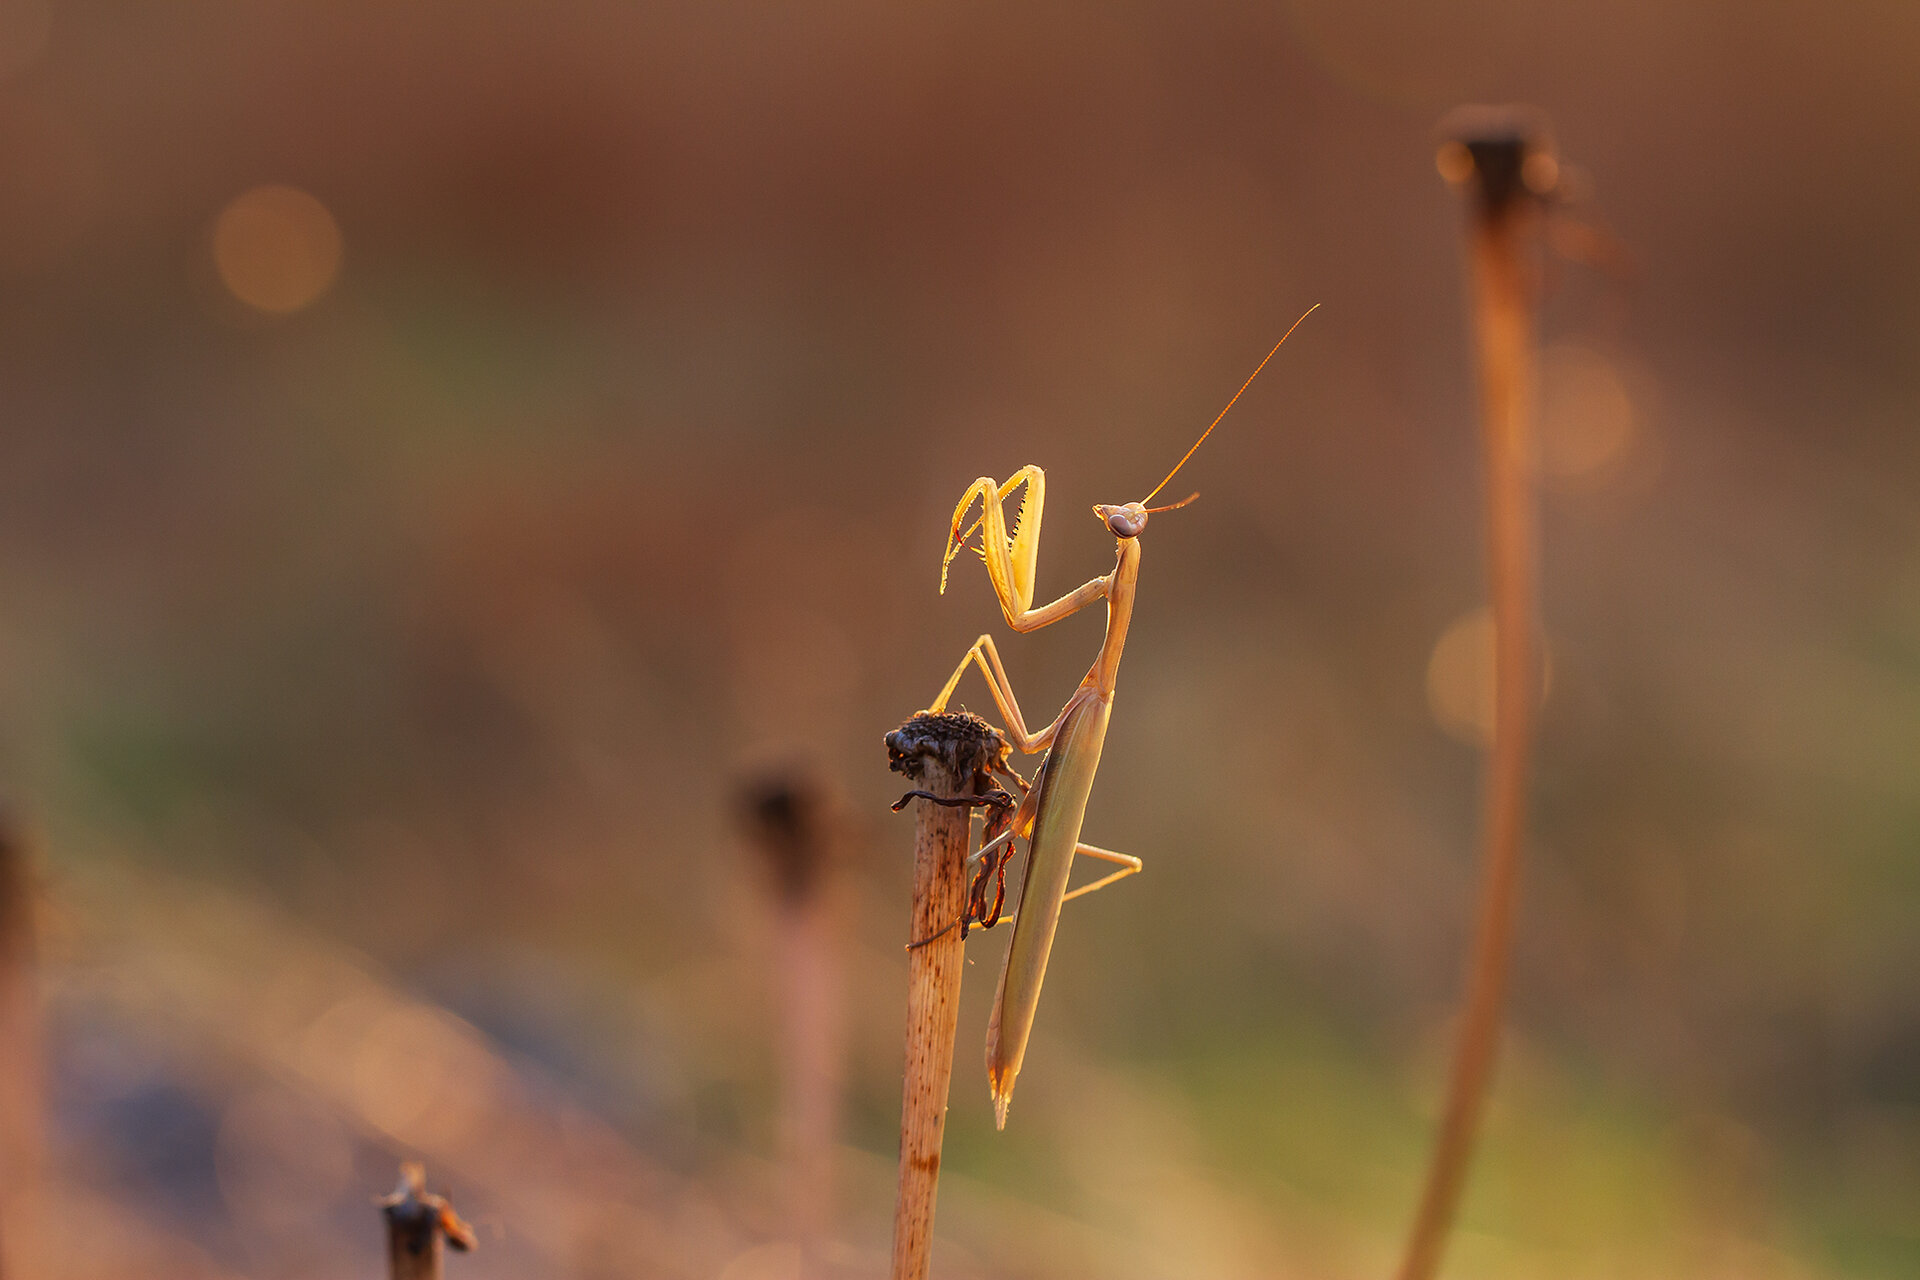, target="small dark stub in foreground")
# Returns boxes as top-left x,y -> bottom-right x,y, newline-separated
1461,136 -> 1534,214
737,774 -> 832,906
382,1162 -> 474,1280
0,805 -> 33,967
